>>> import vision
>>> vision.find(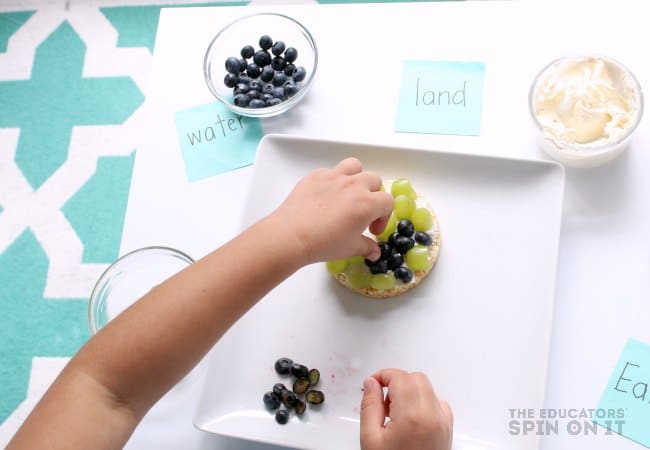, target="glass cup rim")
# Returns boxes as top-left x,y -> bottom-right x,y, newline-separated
88,246 -> 194,334
528,54 -> 644,155
203,12 -> 318,118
